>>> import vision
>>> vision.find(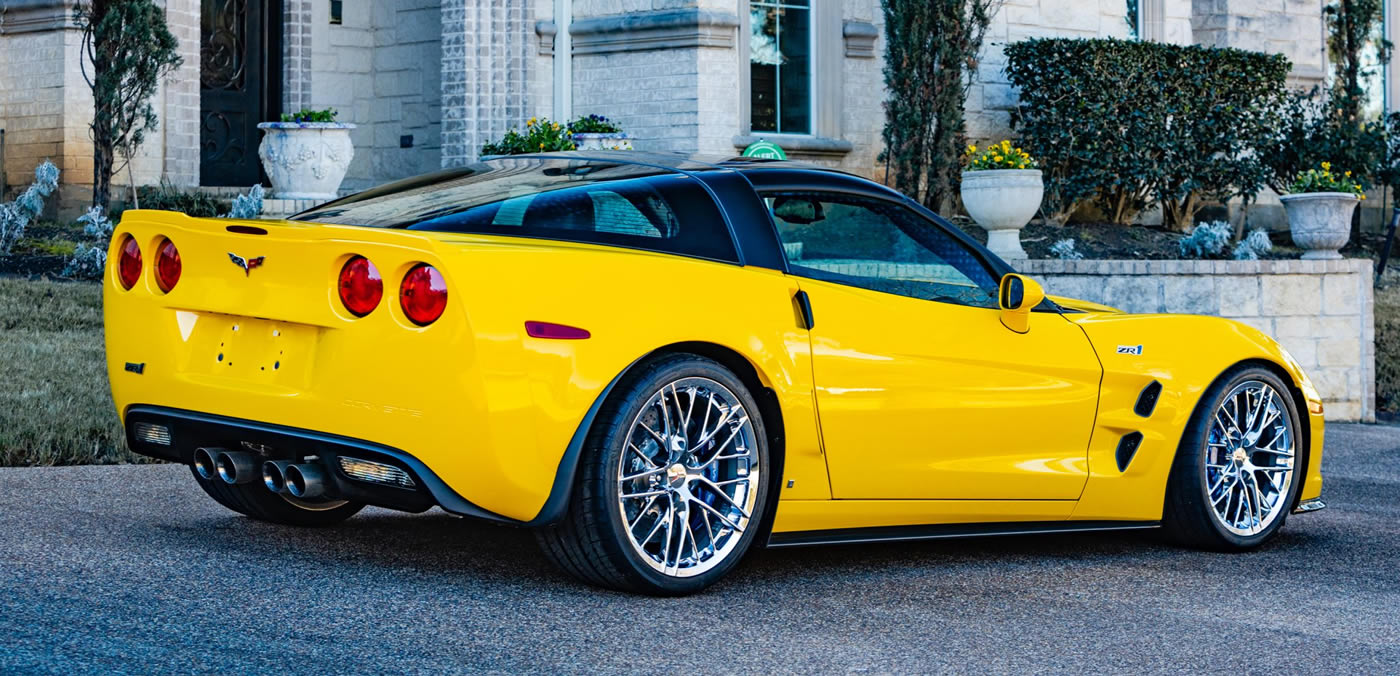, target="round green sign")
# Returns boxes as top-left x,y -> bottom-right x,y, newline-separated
741,140 -> 787,160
